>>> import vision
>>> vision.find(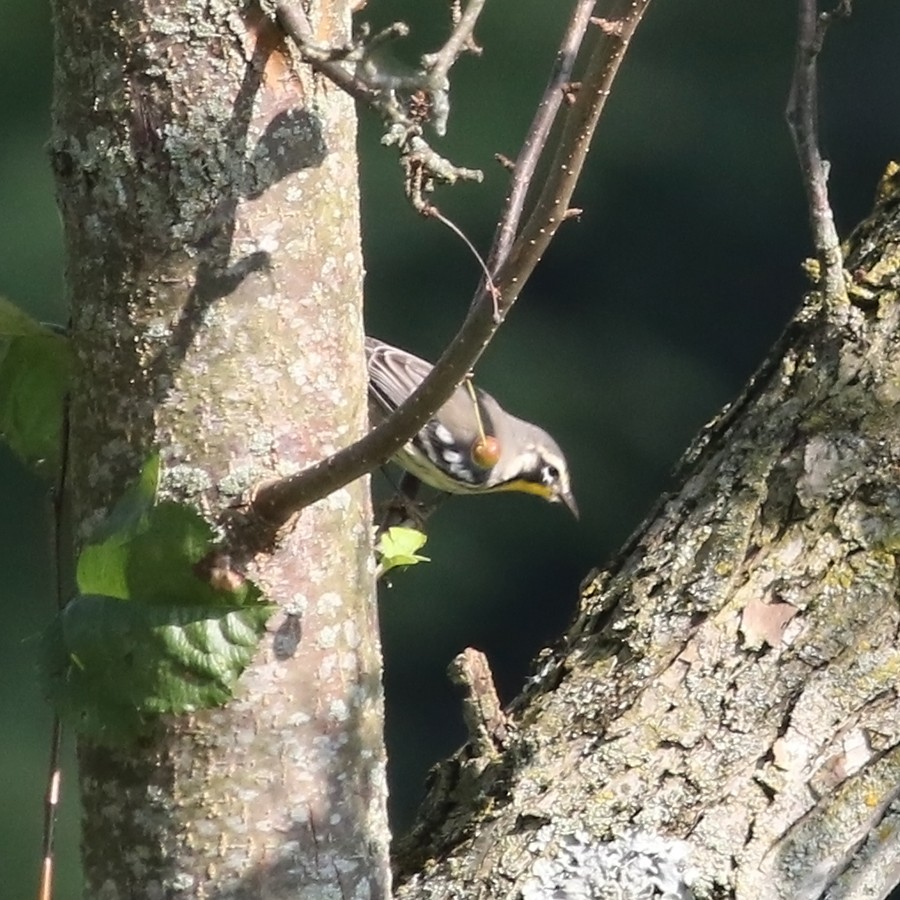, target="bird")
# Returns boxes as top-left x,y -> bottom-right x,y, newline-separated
366,337 -> 577,517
